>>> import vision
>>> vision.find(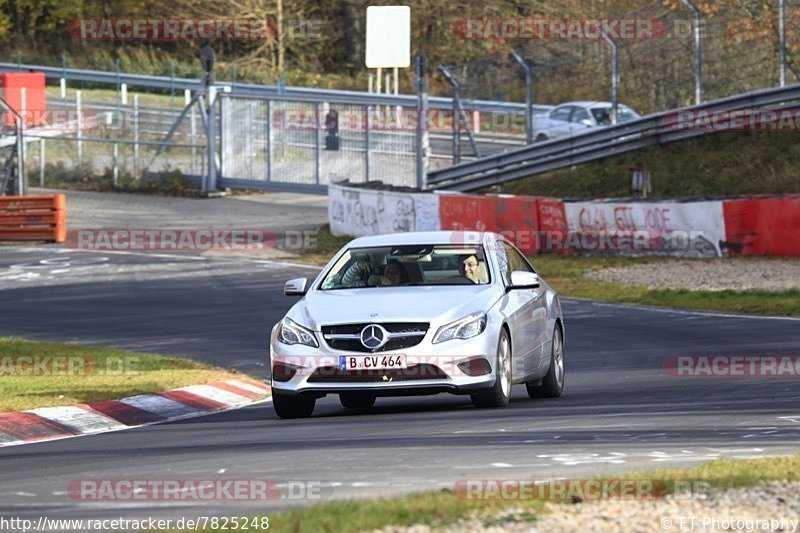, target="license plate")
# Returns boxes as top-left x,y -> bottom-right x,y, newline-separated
339,355 -> 406,371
